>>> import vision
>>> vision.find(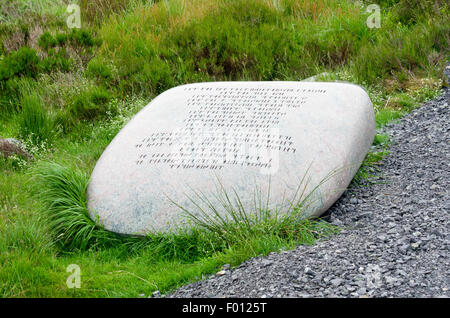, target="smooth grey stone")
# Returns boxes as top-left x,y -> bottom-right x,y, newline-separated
87,81 -> 375,235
